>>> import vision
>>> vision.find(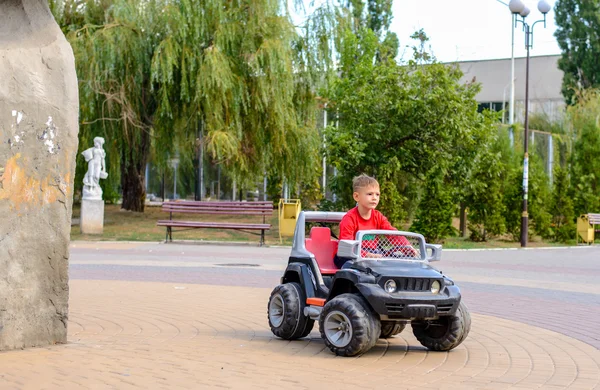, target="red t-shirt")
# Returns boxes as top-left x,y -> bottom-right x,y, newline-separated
339,207 -> 414,258
339,207 -> 395,240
